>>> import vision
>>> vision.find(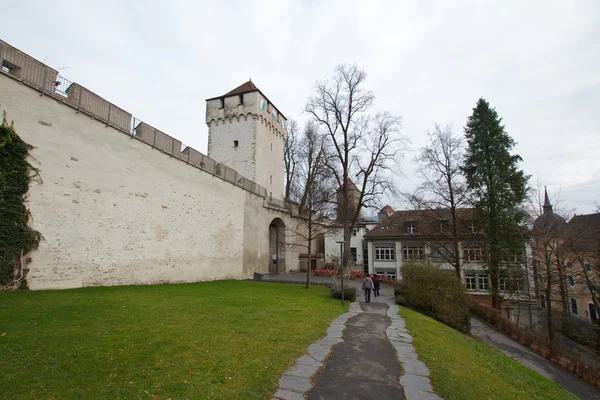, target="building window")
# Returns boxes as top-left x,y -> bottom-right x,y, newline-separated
375,244 -> 395,261
571,298 -> 578,315
463,247 -> 486,261
540,295 -> 546,309
353,228 -> 358,236
568,275 -> 575,287
403,246 -> 424,260
365,228 -> 369,233
500,278 -> 509,291
407,223 -> 416,234
585,263 -> 593,273
589,303 -> 598,321
478,276 -> 490,290
465,275 -> 476,290
351,247 -> 357,264
468,222 -> 476,234
219,98 -> 225,109
233,140 -> 239,148
438,222 -> 445,233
